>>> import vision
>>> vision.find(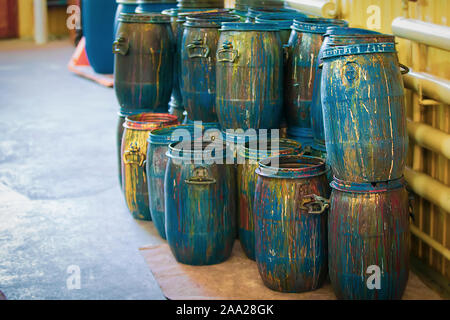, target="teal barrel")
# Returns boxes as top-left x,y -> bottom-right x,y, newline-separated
165,141 -> 236,265
321,38 -> 408,182
147,124 -> 197,239
216,23 -> 284,130
311,27 -> 385,148
254,155 -> 330,292
82,0 -> 118,74
284,18 -> 348,144
135,0 -> 177,13
237,138 -> 302,260
113,13 -> 174,114
254,12 -> 307,44
180,14 -> 240,123
328,178 -> 410,300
